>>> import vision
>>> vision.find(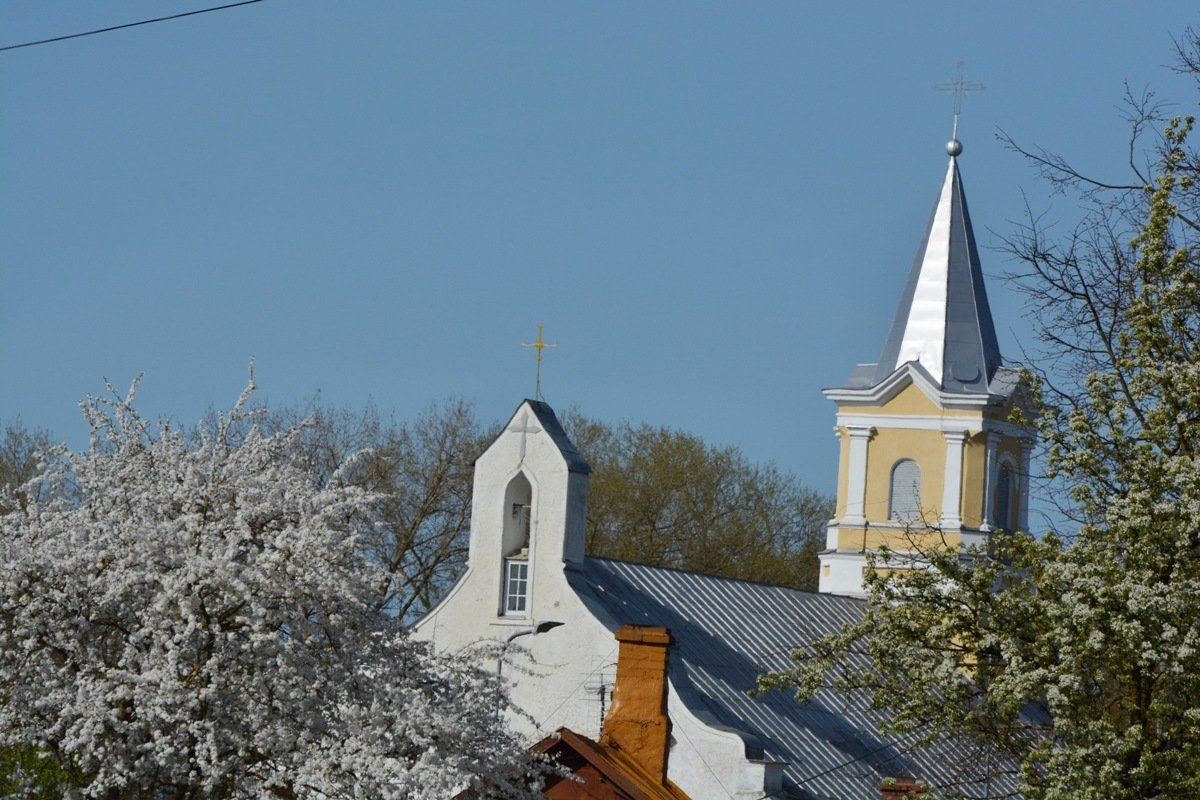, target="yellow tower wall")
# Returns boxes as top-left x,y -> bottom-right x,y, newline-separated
961,431 -> 988,530
826,371 -> 1033,583
860,426 -> 946,524
844,382 -> 979,418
